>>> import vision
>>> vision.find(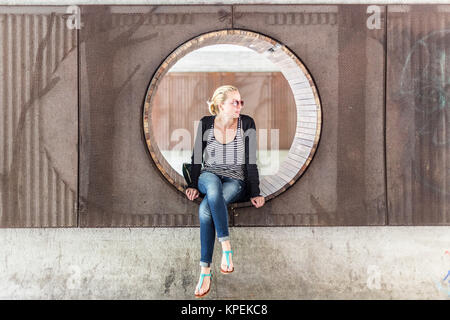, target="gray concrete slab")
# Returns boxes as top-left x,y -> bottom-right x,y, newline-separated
0,227 -> 448,299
